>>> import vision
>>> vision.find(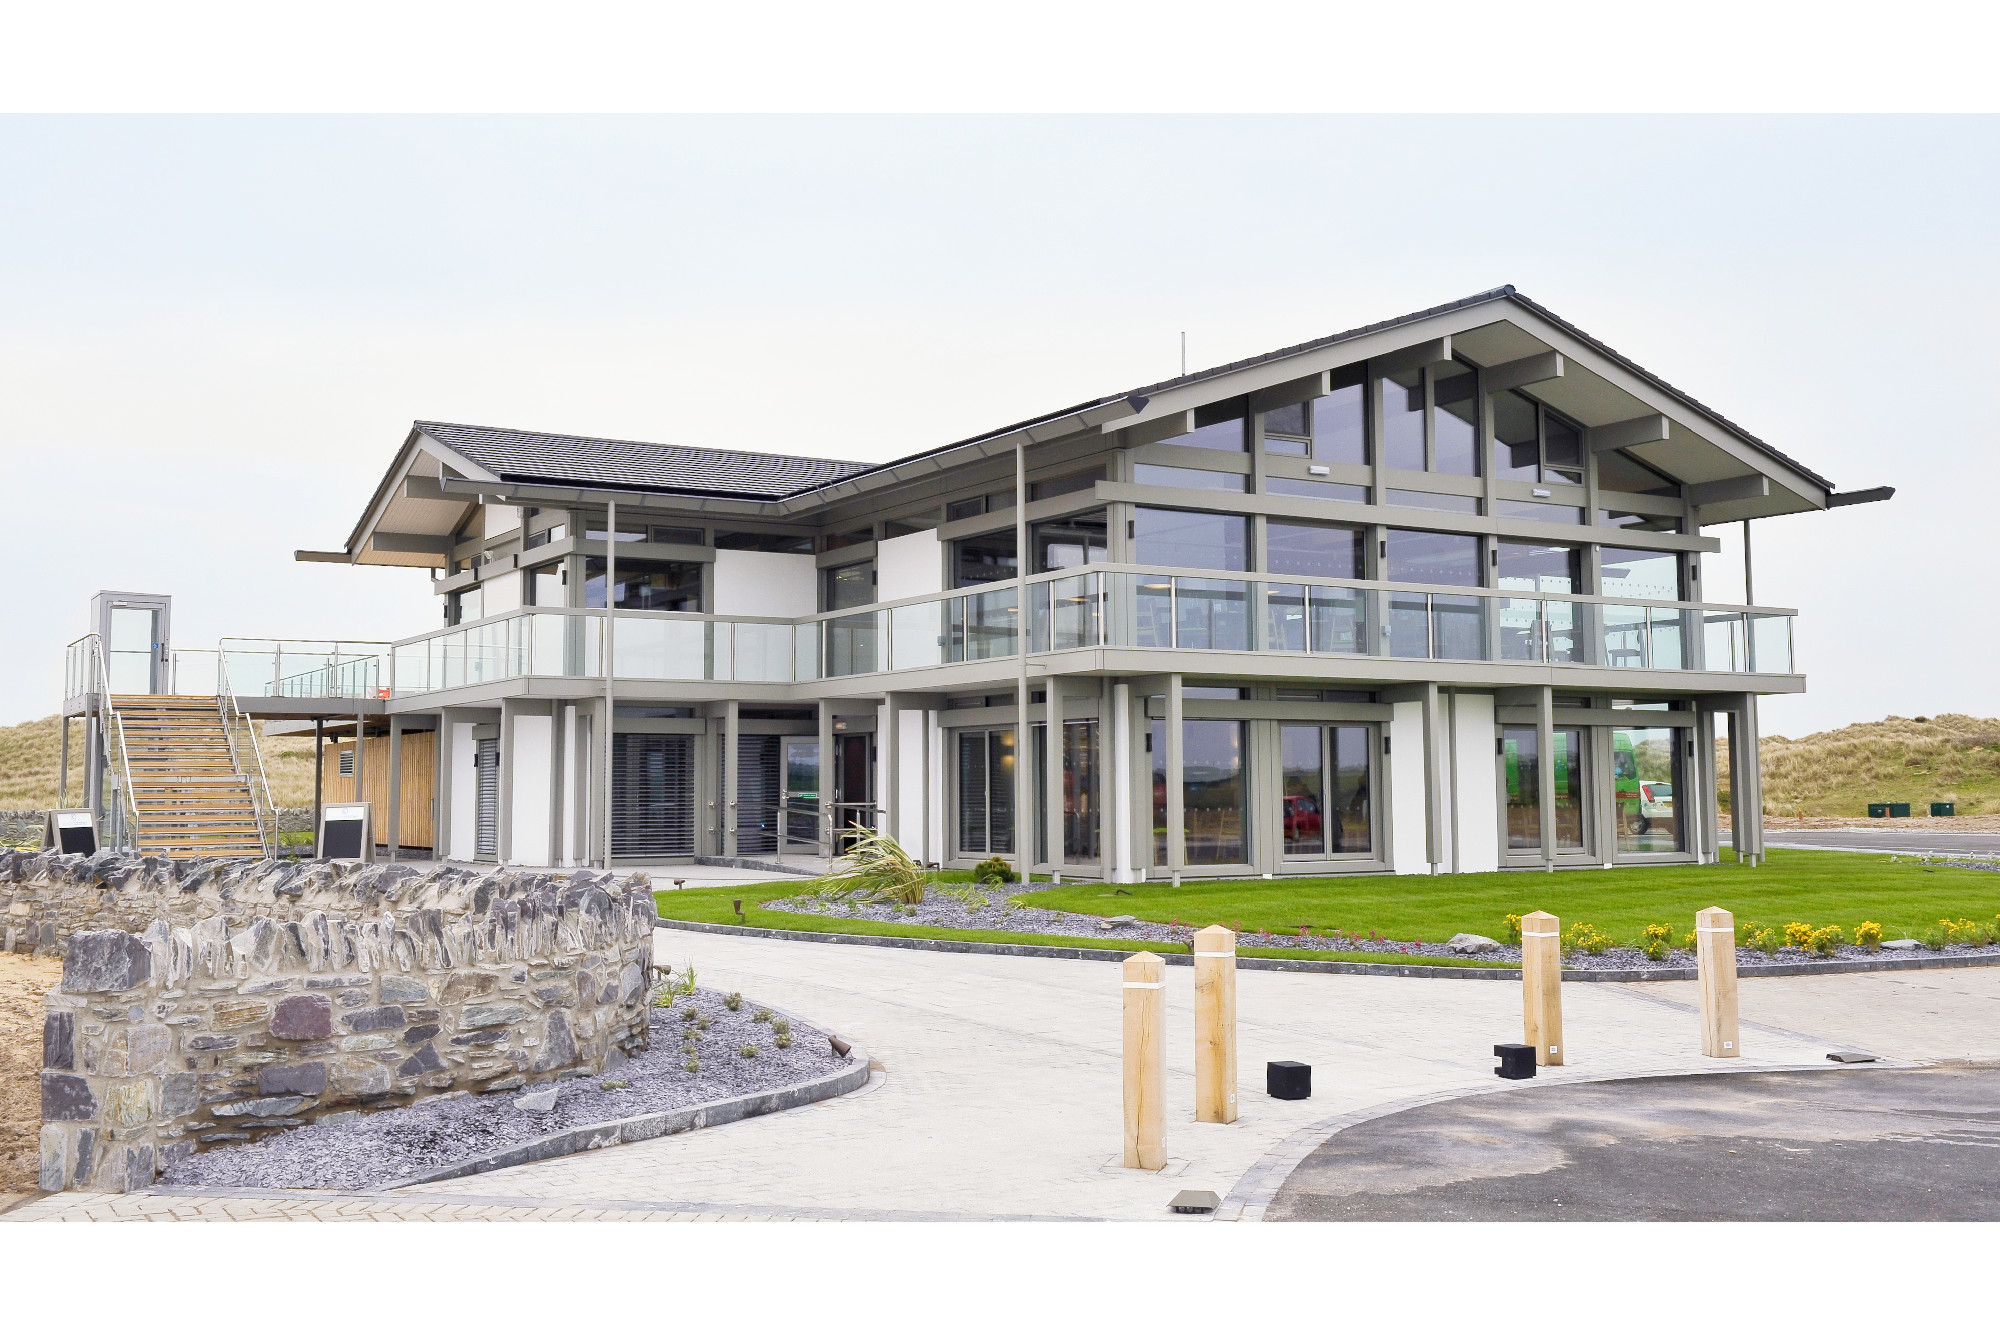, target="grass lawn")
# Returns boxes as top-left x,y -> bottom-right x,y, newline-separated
655,848 -> 2000,957
1023,849 -> 2000,946
649,883 -> 1501,969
